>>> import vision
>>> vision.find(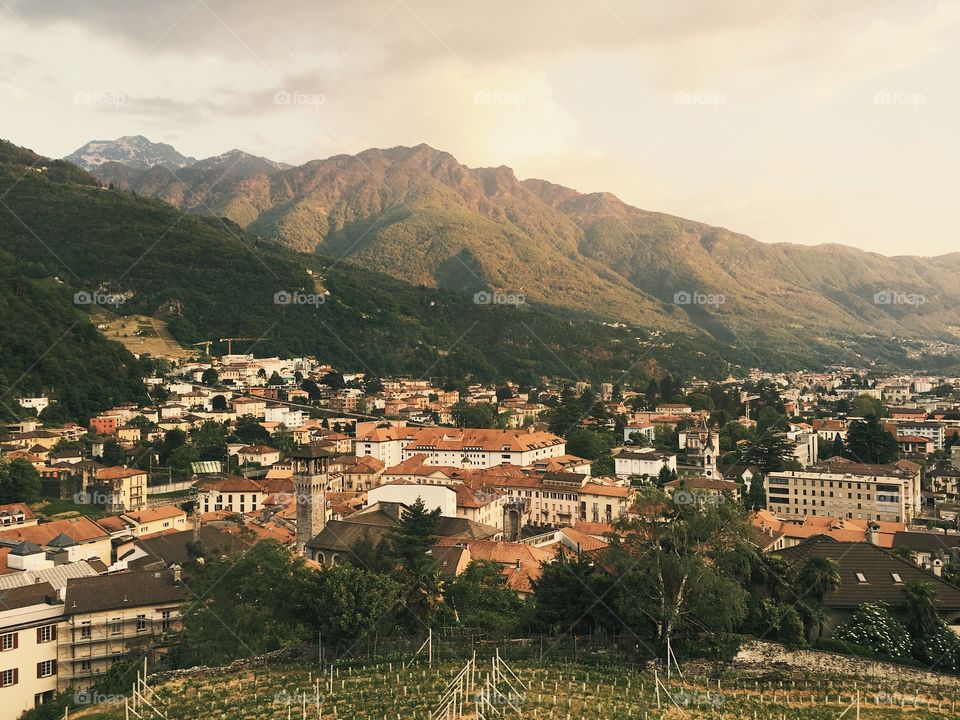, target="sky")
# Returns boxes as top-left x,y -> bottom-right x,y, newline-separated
2,0 -> 958,256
